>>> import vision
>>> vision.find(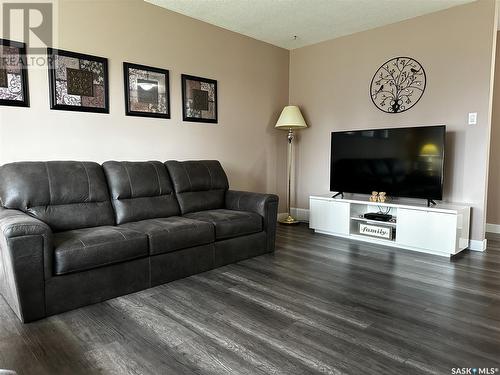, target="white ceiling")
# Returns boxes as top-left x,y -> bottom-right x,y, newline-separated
146,0 -> 475,49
